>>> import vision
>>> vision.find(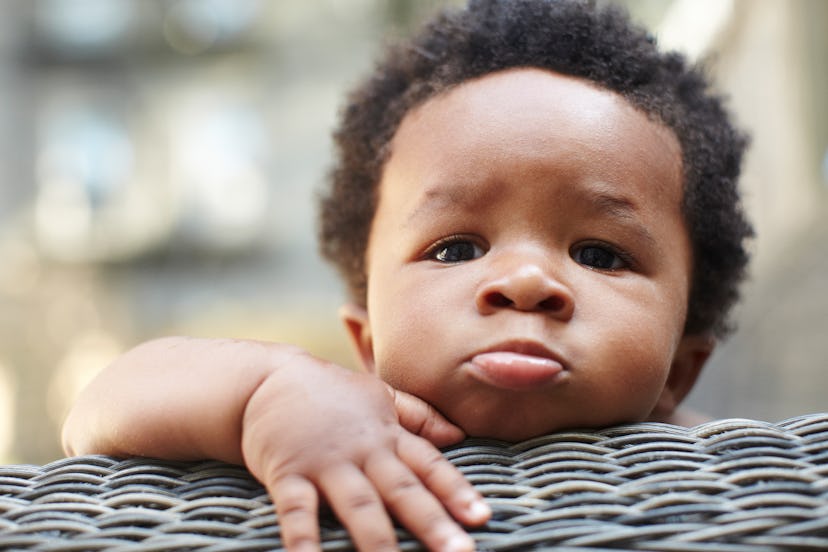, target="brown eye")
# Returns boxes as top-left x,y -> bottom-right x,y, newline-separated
573,245 -> 625,270
432,240 -> 484,263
